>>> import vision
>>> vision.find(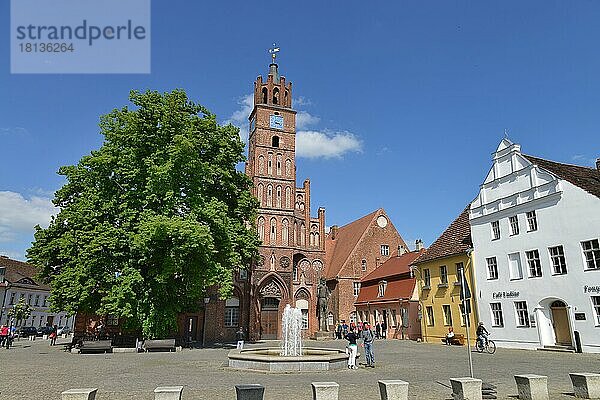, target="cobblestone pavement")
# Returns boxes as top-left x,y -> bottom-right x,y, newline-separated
1,337 -> 599,399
